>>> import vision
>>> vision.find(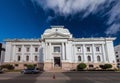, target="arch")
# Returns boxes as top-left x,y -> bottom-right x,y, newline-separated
97,56 -> 101,62
78,56 -> 81,61
35,56 -> 38,61
18,55 -> 21,61
26,55 -> 29,61
87,56 -> 91,61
